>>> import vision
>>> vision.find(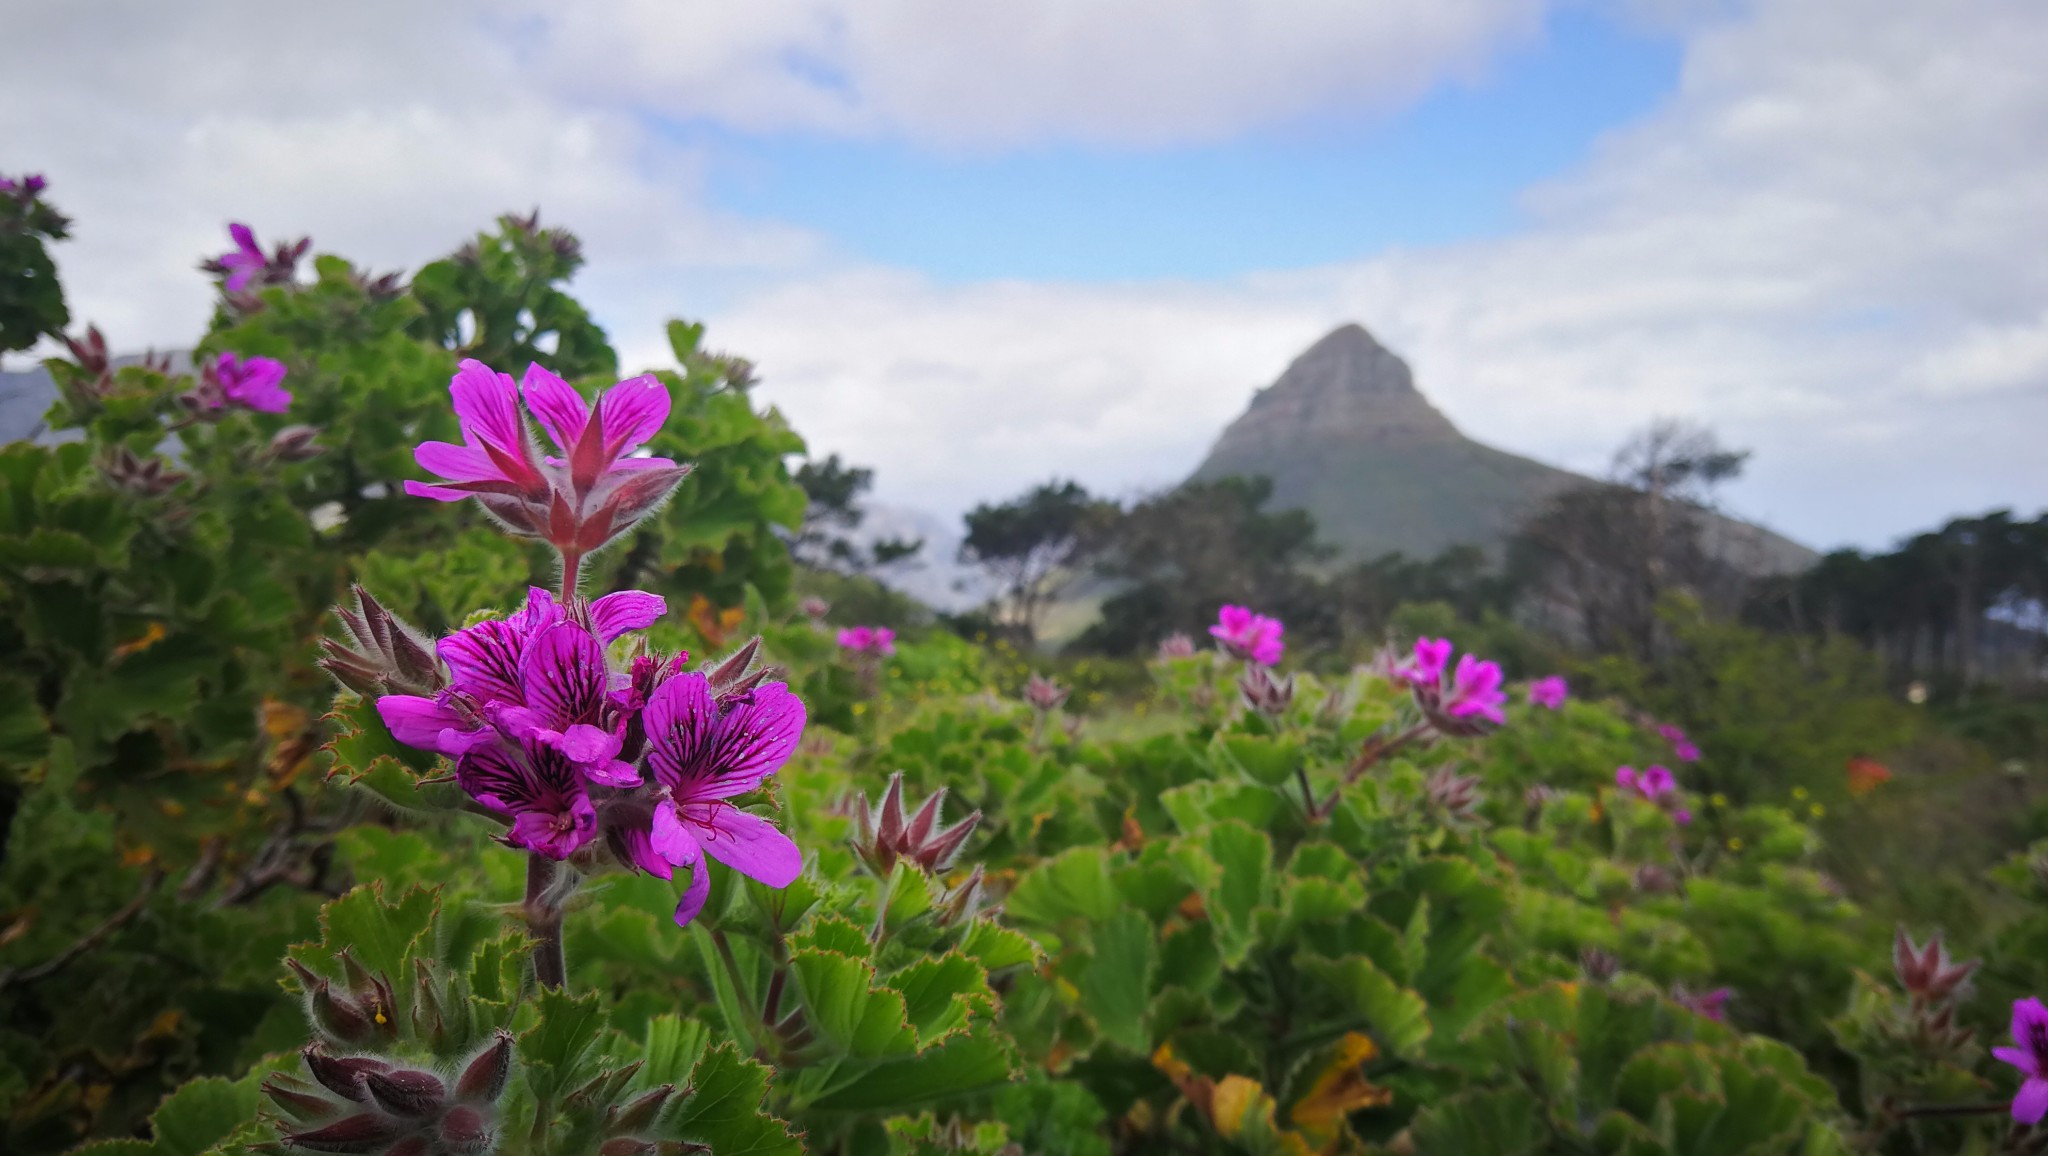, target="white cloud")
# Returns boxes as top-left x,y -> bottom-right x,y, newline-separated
715,0 -> 2048,550
5,0 -> 2044,554
520,0 -> 1548,148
